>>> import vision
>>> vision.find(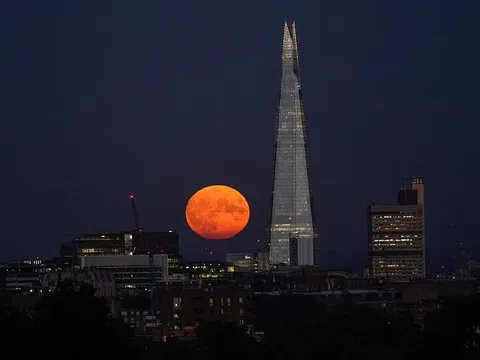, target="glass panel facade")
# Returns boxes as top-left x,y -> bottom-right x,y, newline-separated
268,23 -> 317,265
